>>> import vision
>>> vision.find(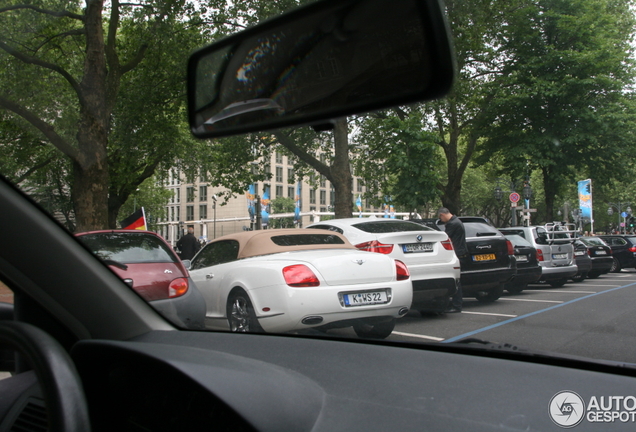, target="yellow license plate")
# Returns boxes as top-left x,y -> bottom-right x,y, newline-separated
473,253 -> 496,262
